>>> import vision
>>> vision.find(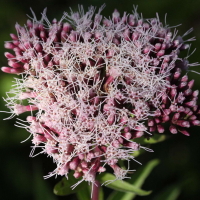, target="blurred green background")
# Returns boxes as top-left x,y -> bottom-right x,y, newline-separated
0,0 -> 200,199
